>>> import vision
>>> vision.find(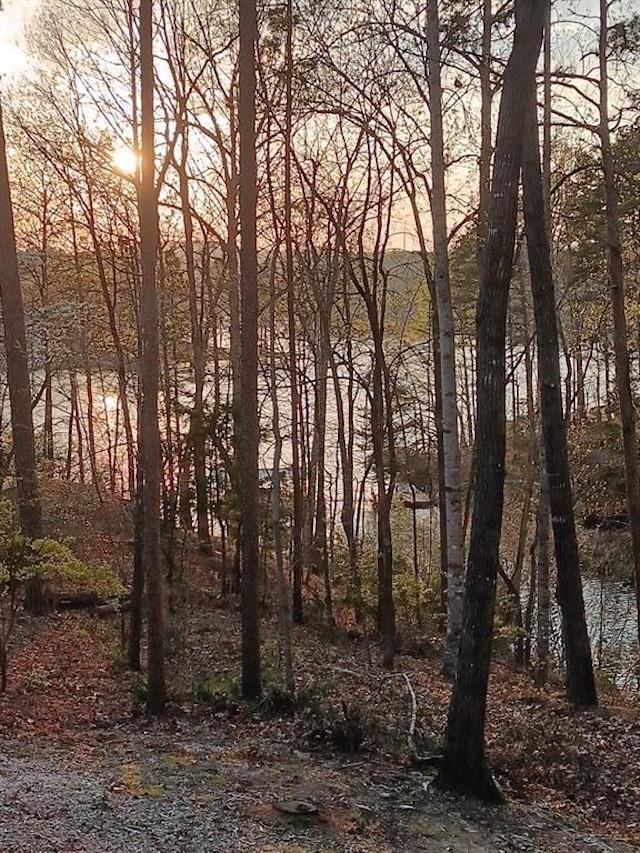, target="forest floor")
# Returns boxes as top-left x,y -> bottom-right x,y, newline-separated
0,608 -> 638,853
0,481 -> 638,851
